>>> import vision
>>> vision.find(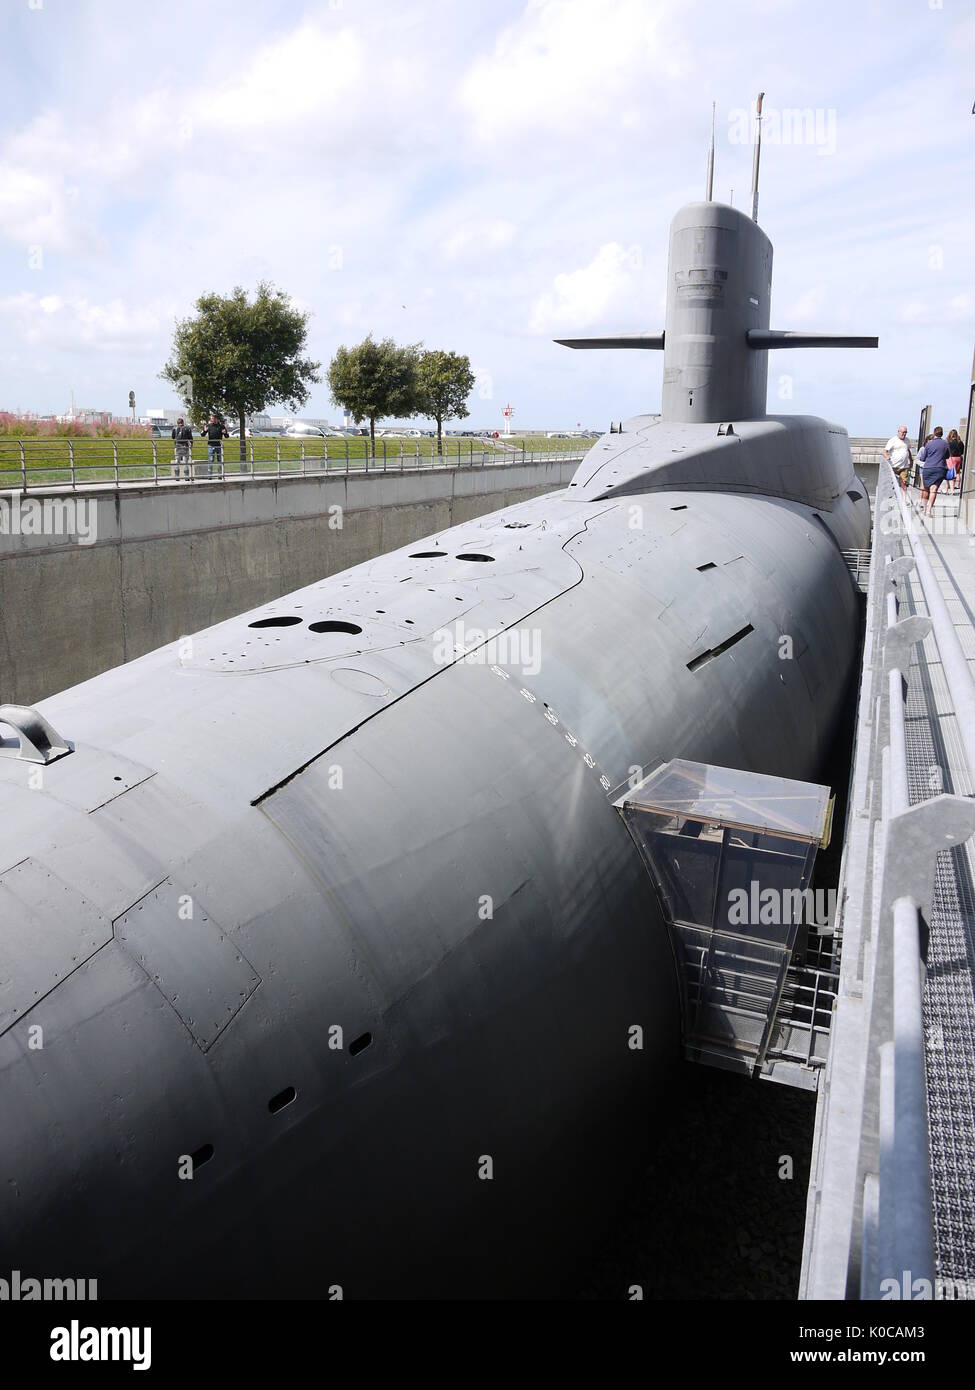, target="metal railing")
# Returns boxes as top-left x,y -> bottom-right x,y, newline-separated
0,436 -> 590,494
802,460 -> 975,1299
